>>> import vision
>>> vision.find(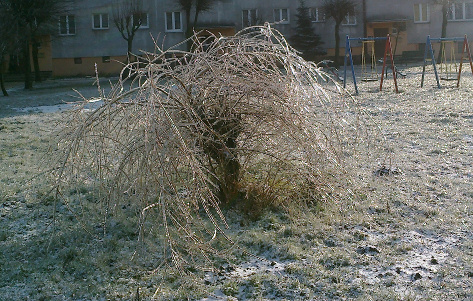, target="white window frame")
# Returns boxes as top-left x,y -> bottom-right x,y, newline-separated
165,11 -> 183,32
274,8 -> 290,24
309,7 -> 325,22
448,2 -> 473,21
414,3 -> 430,23
242,9 -> 258,27
133,12 -> 149,28
59,15 -> 75,35
92,13 -> 109,30
342,12 -> 357,25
